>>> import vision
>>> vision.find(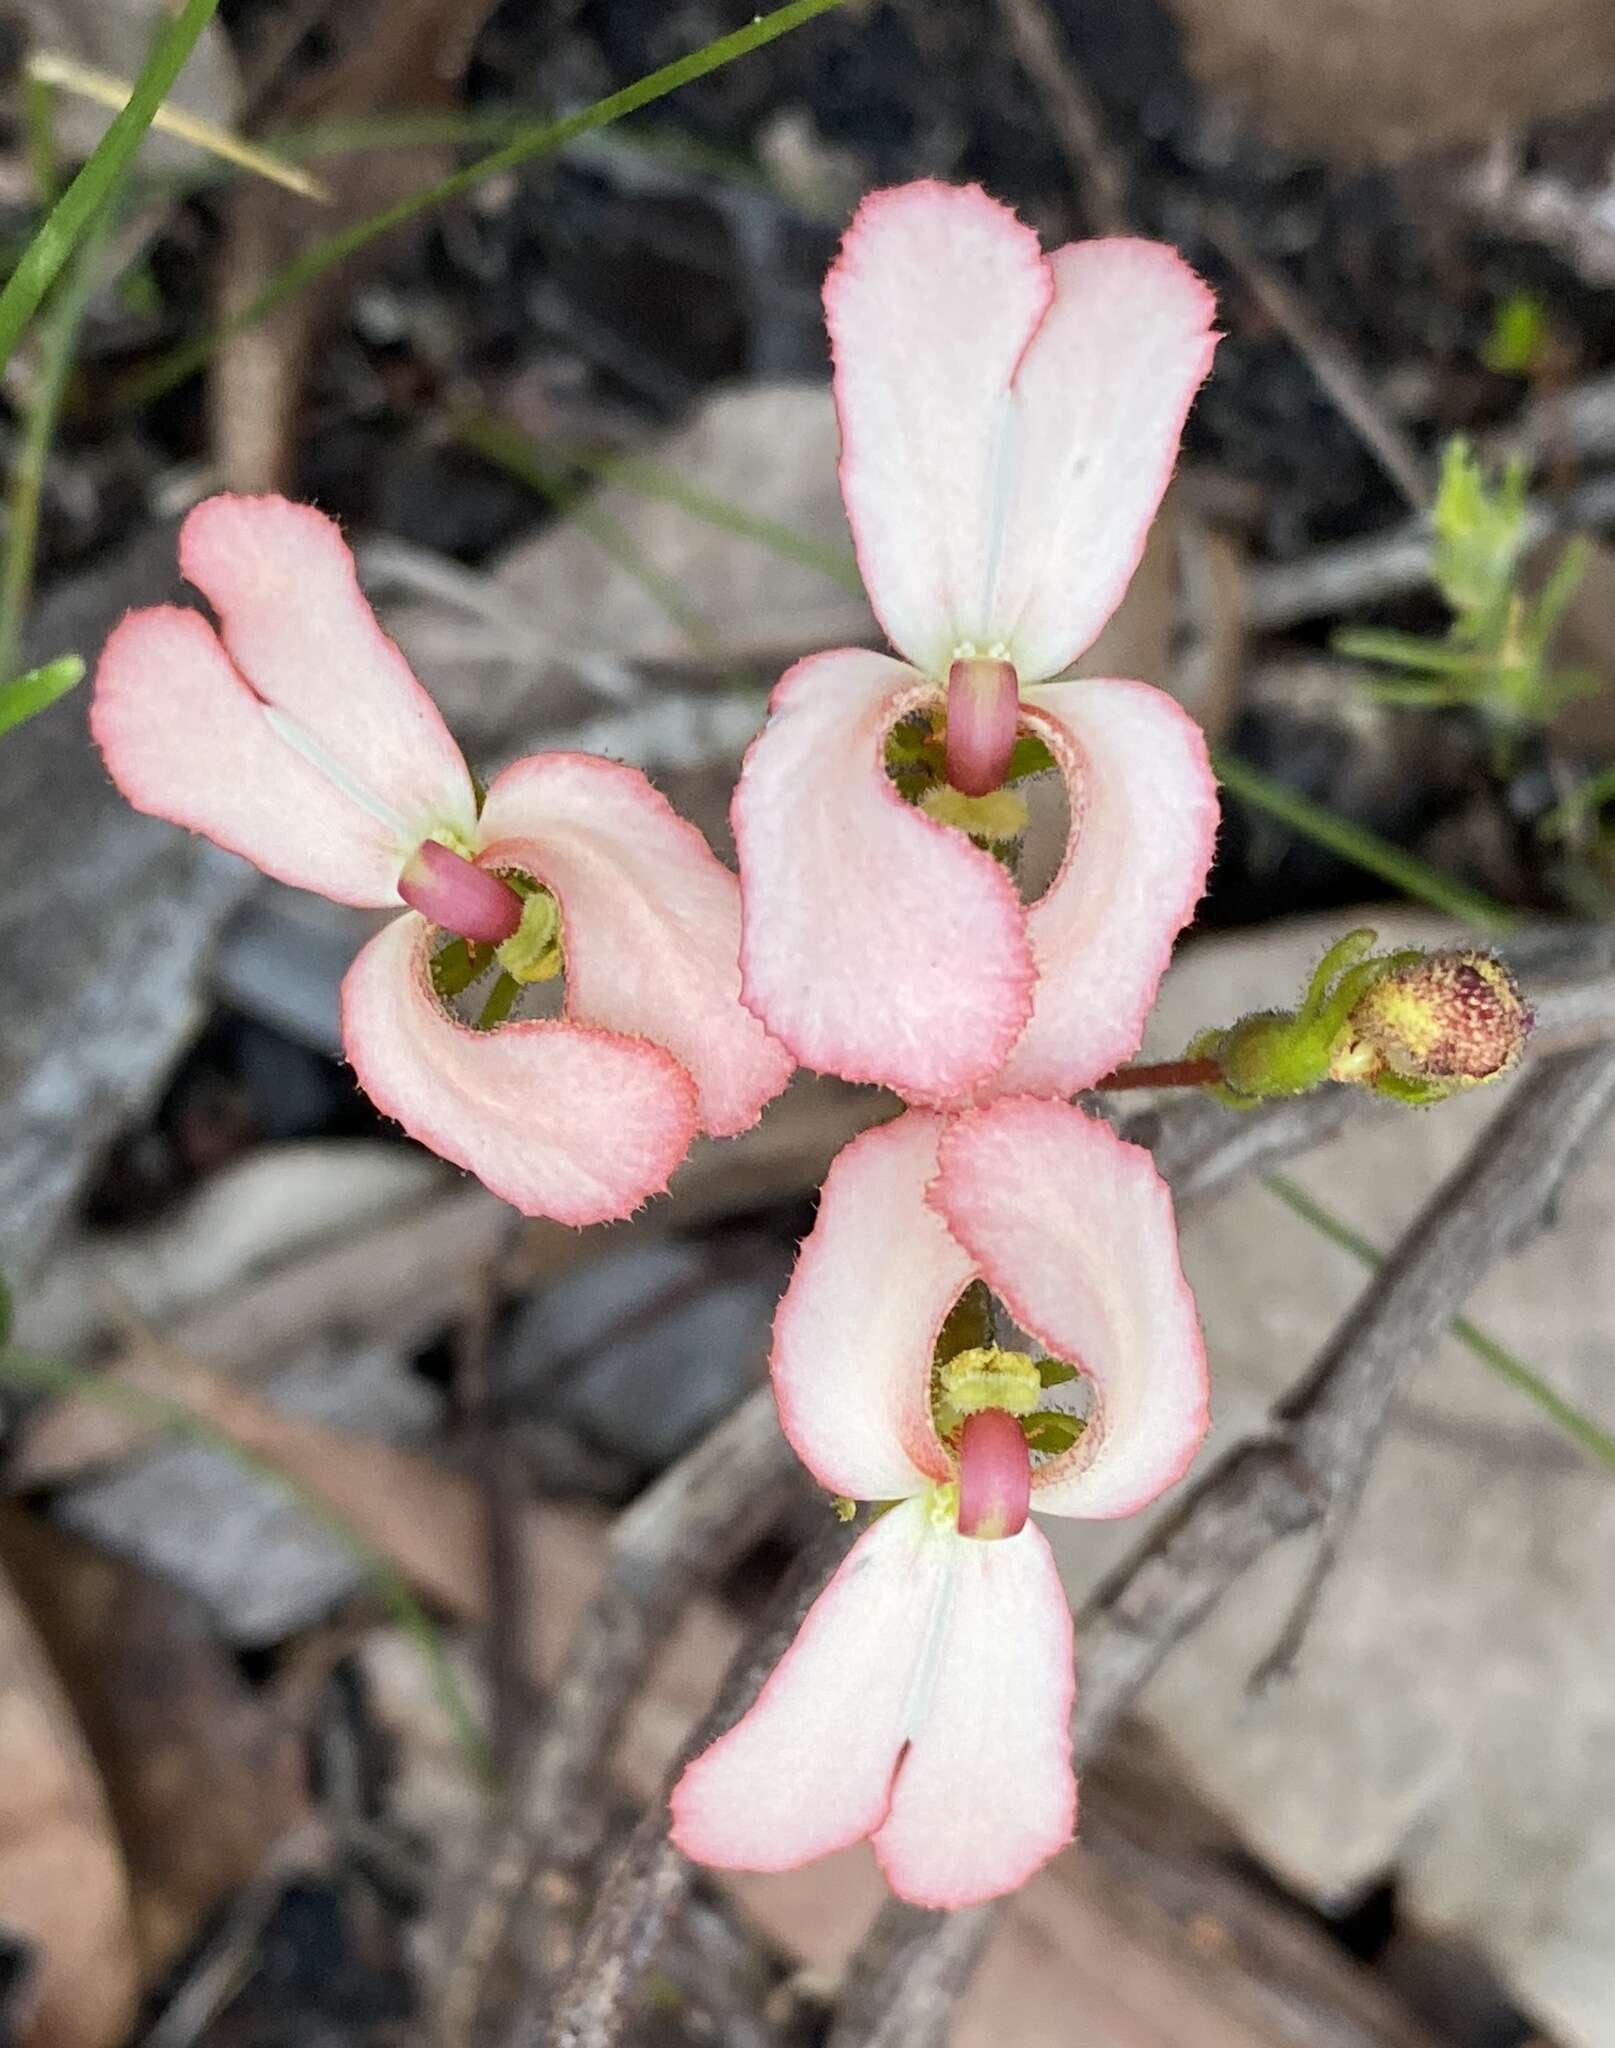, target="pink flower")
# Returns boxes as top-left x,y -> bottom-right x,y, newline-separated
733,181 -> 1221,1105
670,1097 -> 1207,1909
92,494 -> 792,1224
